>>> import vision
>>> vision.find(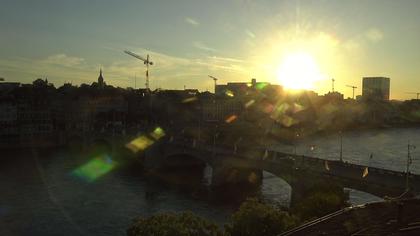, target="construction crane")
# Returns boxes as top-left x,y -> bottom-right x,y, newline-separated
407,92 -> 420,100
346,85 -> 358,99
208,75 -> 218,93
124,50 -> 153,90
